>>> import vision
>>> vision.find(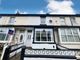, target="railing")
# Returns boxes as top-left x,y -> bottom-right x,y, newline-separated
24,48 -> 80,59
1,44 -> 80,60
2,43 -> 24,60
